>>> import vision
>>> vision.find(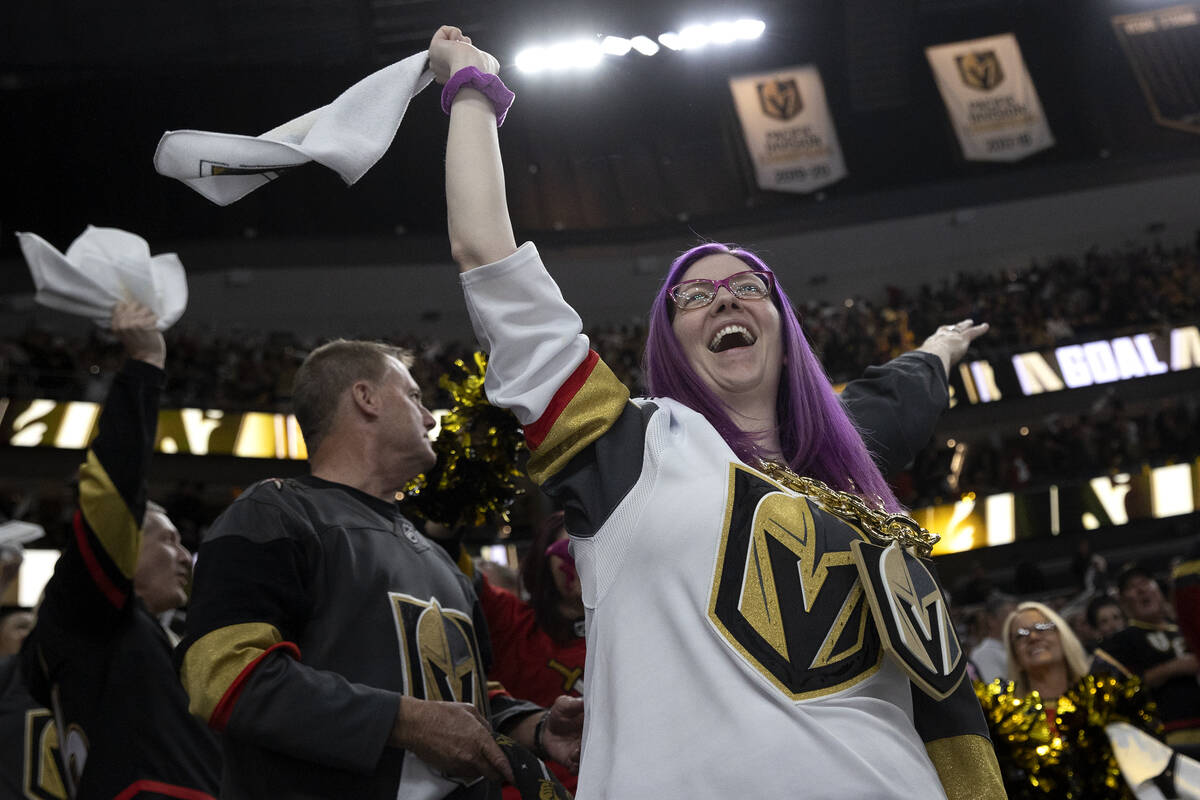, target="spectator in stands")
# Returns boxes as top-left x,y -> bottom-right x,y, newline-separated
1088,594 -> 1128,640
970,592 -> 1017,683
466,511 -> 586,798
178,334 -> 582,799
1173,541 -> 1200,675
0,607 -> 33,657
0,553 -> 64,797
977,601 -> 1161,799
1093,565 -> 1200,751
19,302 -> 221,798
